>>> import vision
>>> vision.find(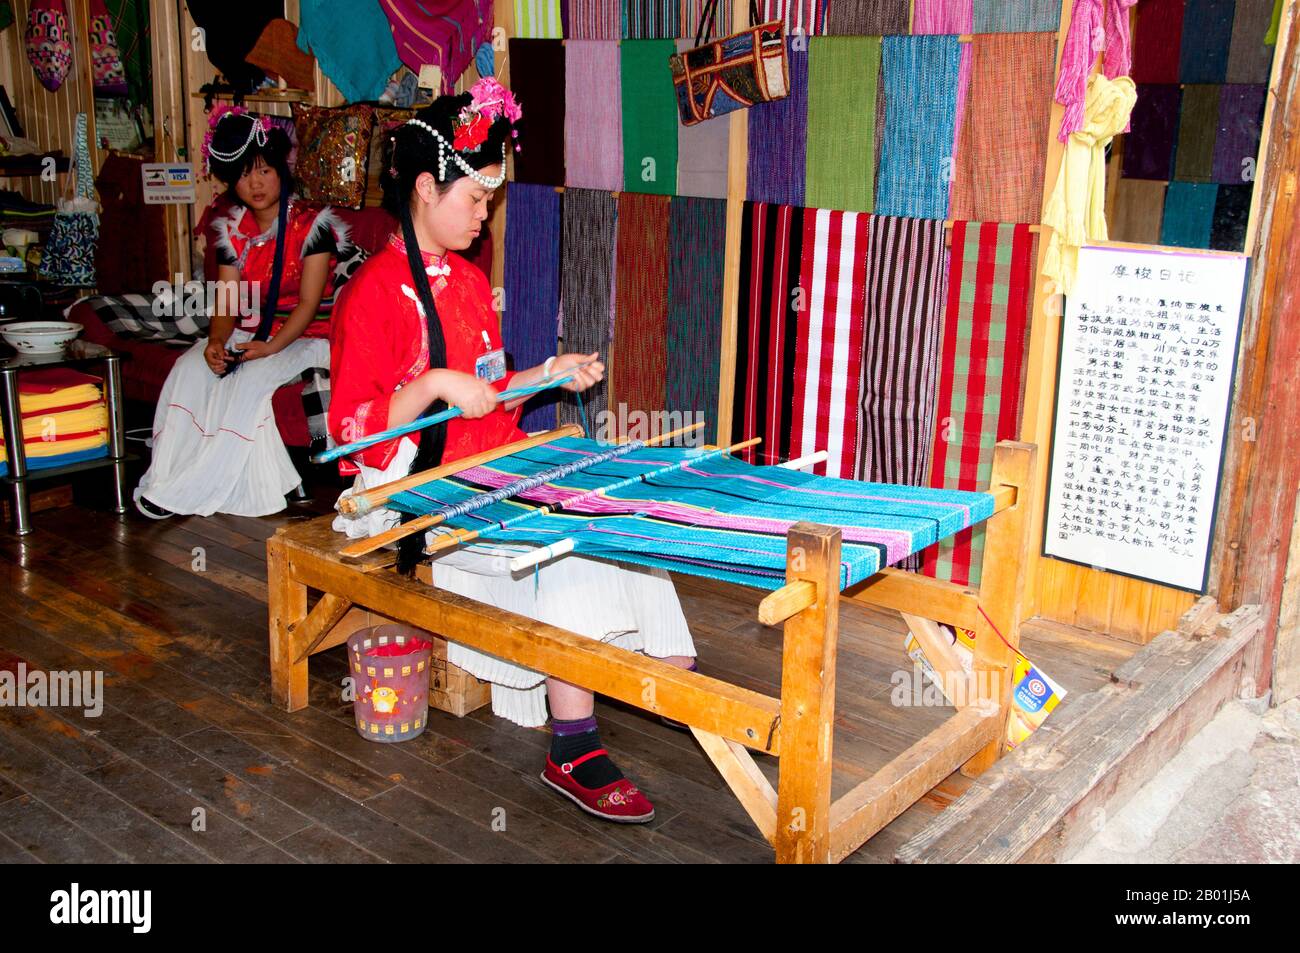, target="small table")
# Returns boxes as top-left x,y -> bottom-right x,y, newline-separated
0,339 -> 130,534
